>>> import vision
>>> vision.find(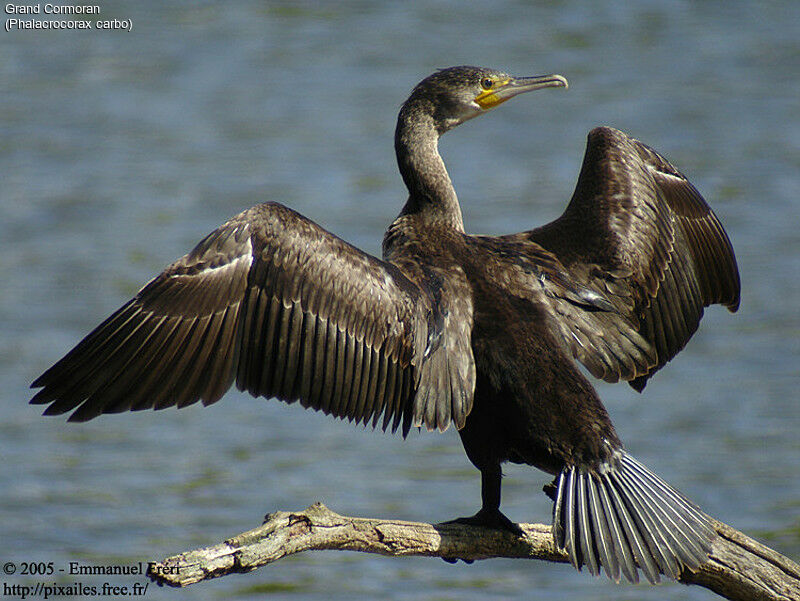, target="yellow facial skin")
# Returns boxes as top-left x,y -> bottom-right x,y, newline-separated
474,78 -> 512,110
